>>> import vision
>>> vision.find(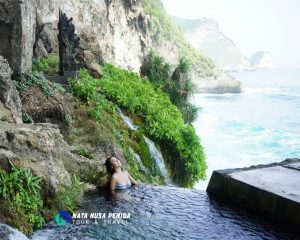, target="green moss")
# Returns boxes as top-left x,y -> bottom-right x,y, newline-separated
123,145 -> 162,184
67,101 -> 119,147
129,130 -> 153,170
78,167 -> 106,185
22,113 -> 34,123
